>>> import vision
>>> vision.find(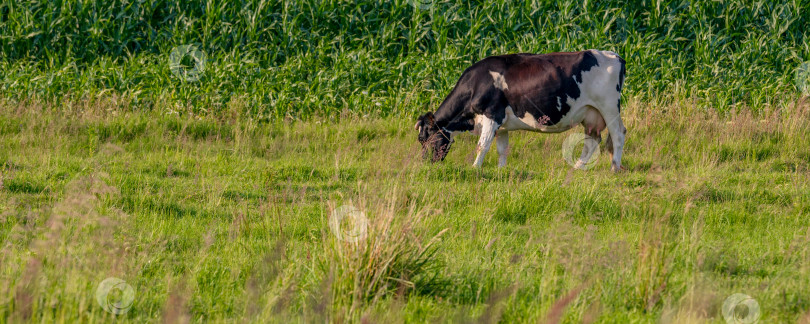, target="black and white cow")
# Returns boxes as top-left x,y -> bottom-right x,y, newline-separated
415,49 -> 627,171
